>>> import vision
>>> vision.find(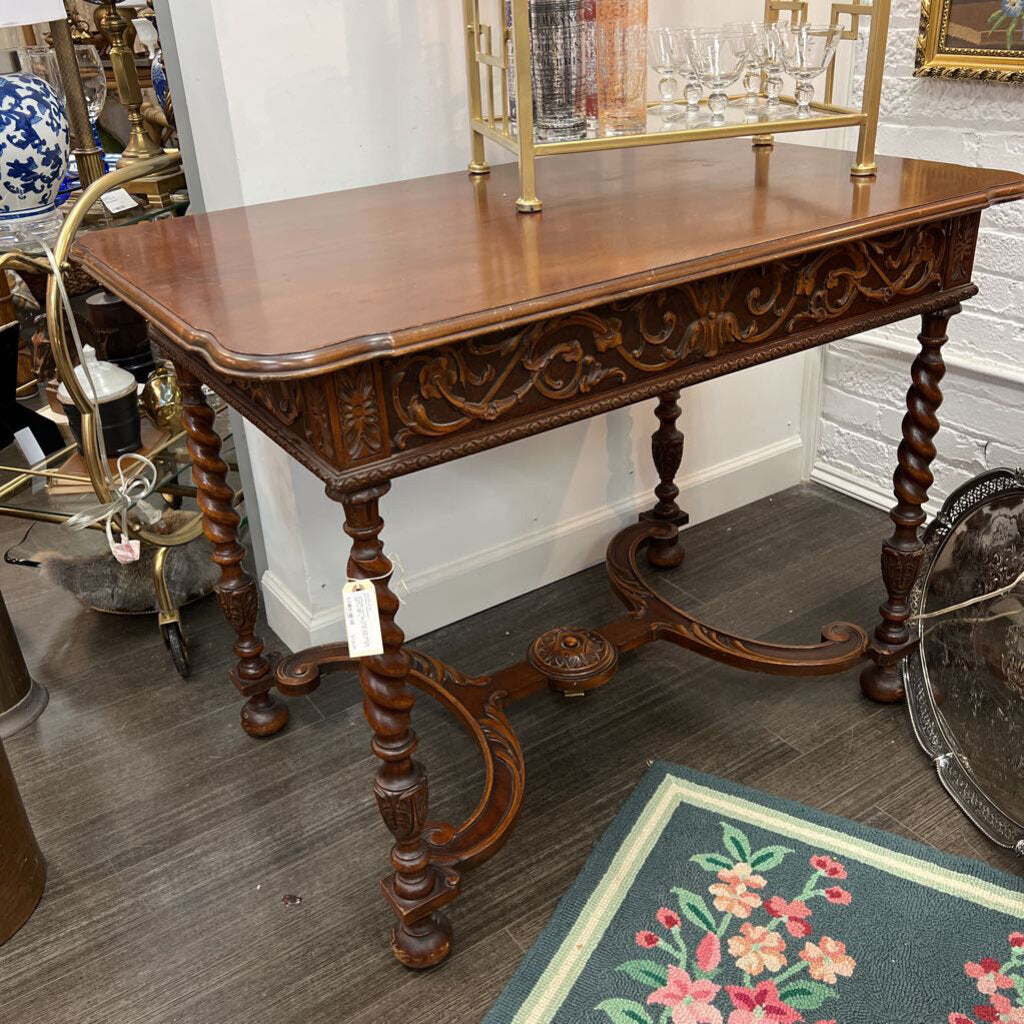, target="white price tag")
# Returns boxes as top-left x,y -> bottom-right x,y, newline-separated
100,188 -> 140,214
343,579 -> 384,658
